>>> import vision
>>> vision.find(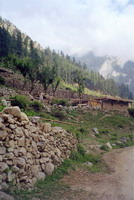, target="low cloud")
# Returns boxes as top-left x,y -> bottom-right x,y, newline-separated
1,0 -> 134,61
